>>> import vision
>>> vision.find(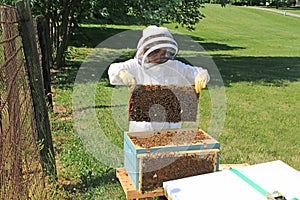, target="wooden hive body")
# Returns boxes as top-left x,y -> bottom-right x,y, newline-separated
124,128 -> 220,192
